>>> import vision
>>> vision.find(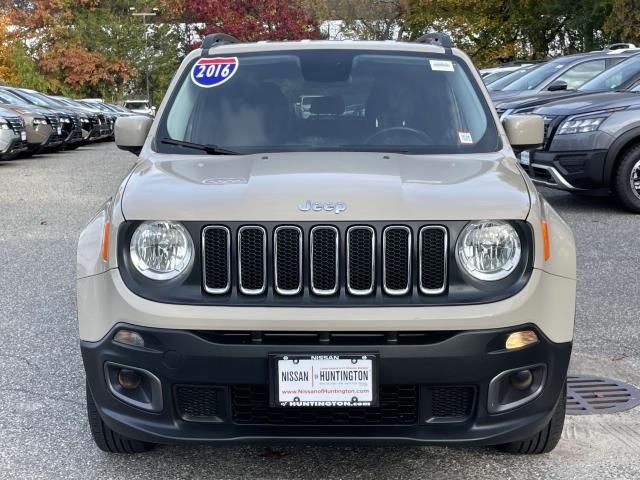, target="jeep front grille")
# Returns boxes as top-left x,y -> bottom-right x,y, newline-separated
201,223 -> 448,299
